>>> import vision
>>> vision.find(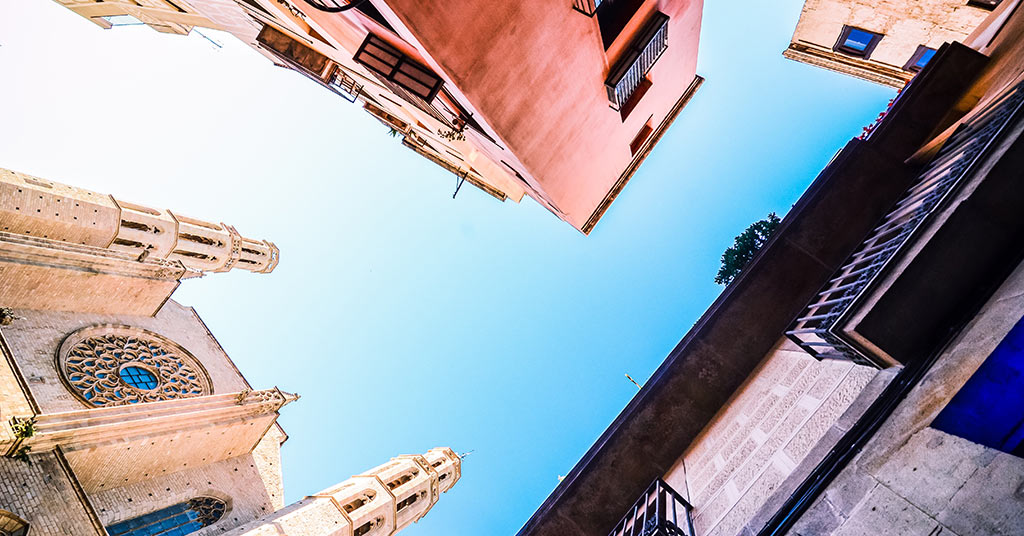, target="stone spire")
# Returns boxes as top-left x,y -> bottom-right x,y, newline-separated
0,168 -> 279,275
225,447 -> 462,536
